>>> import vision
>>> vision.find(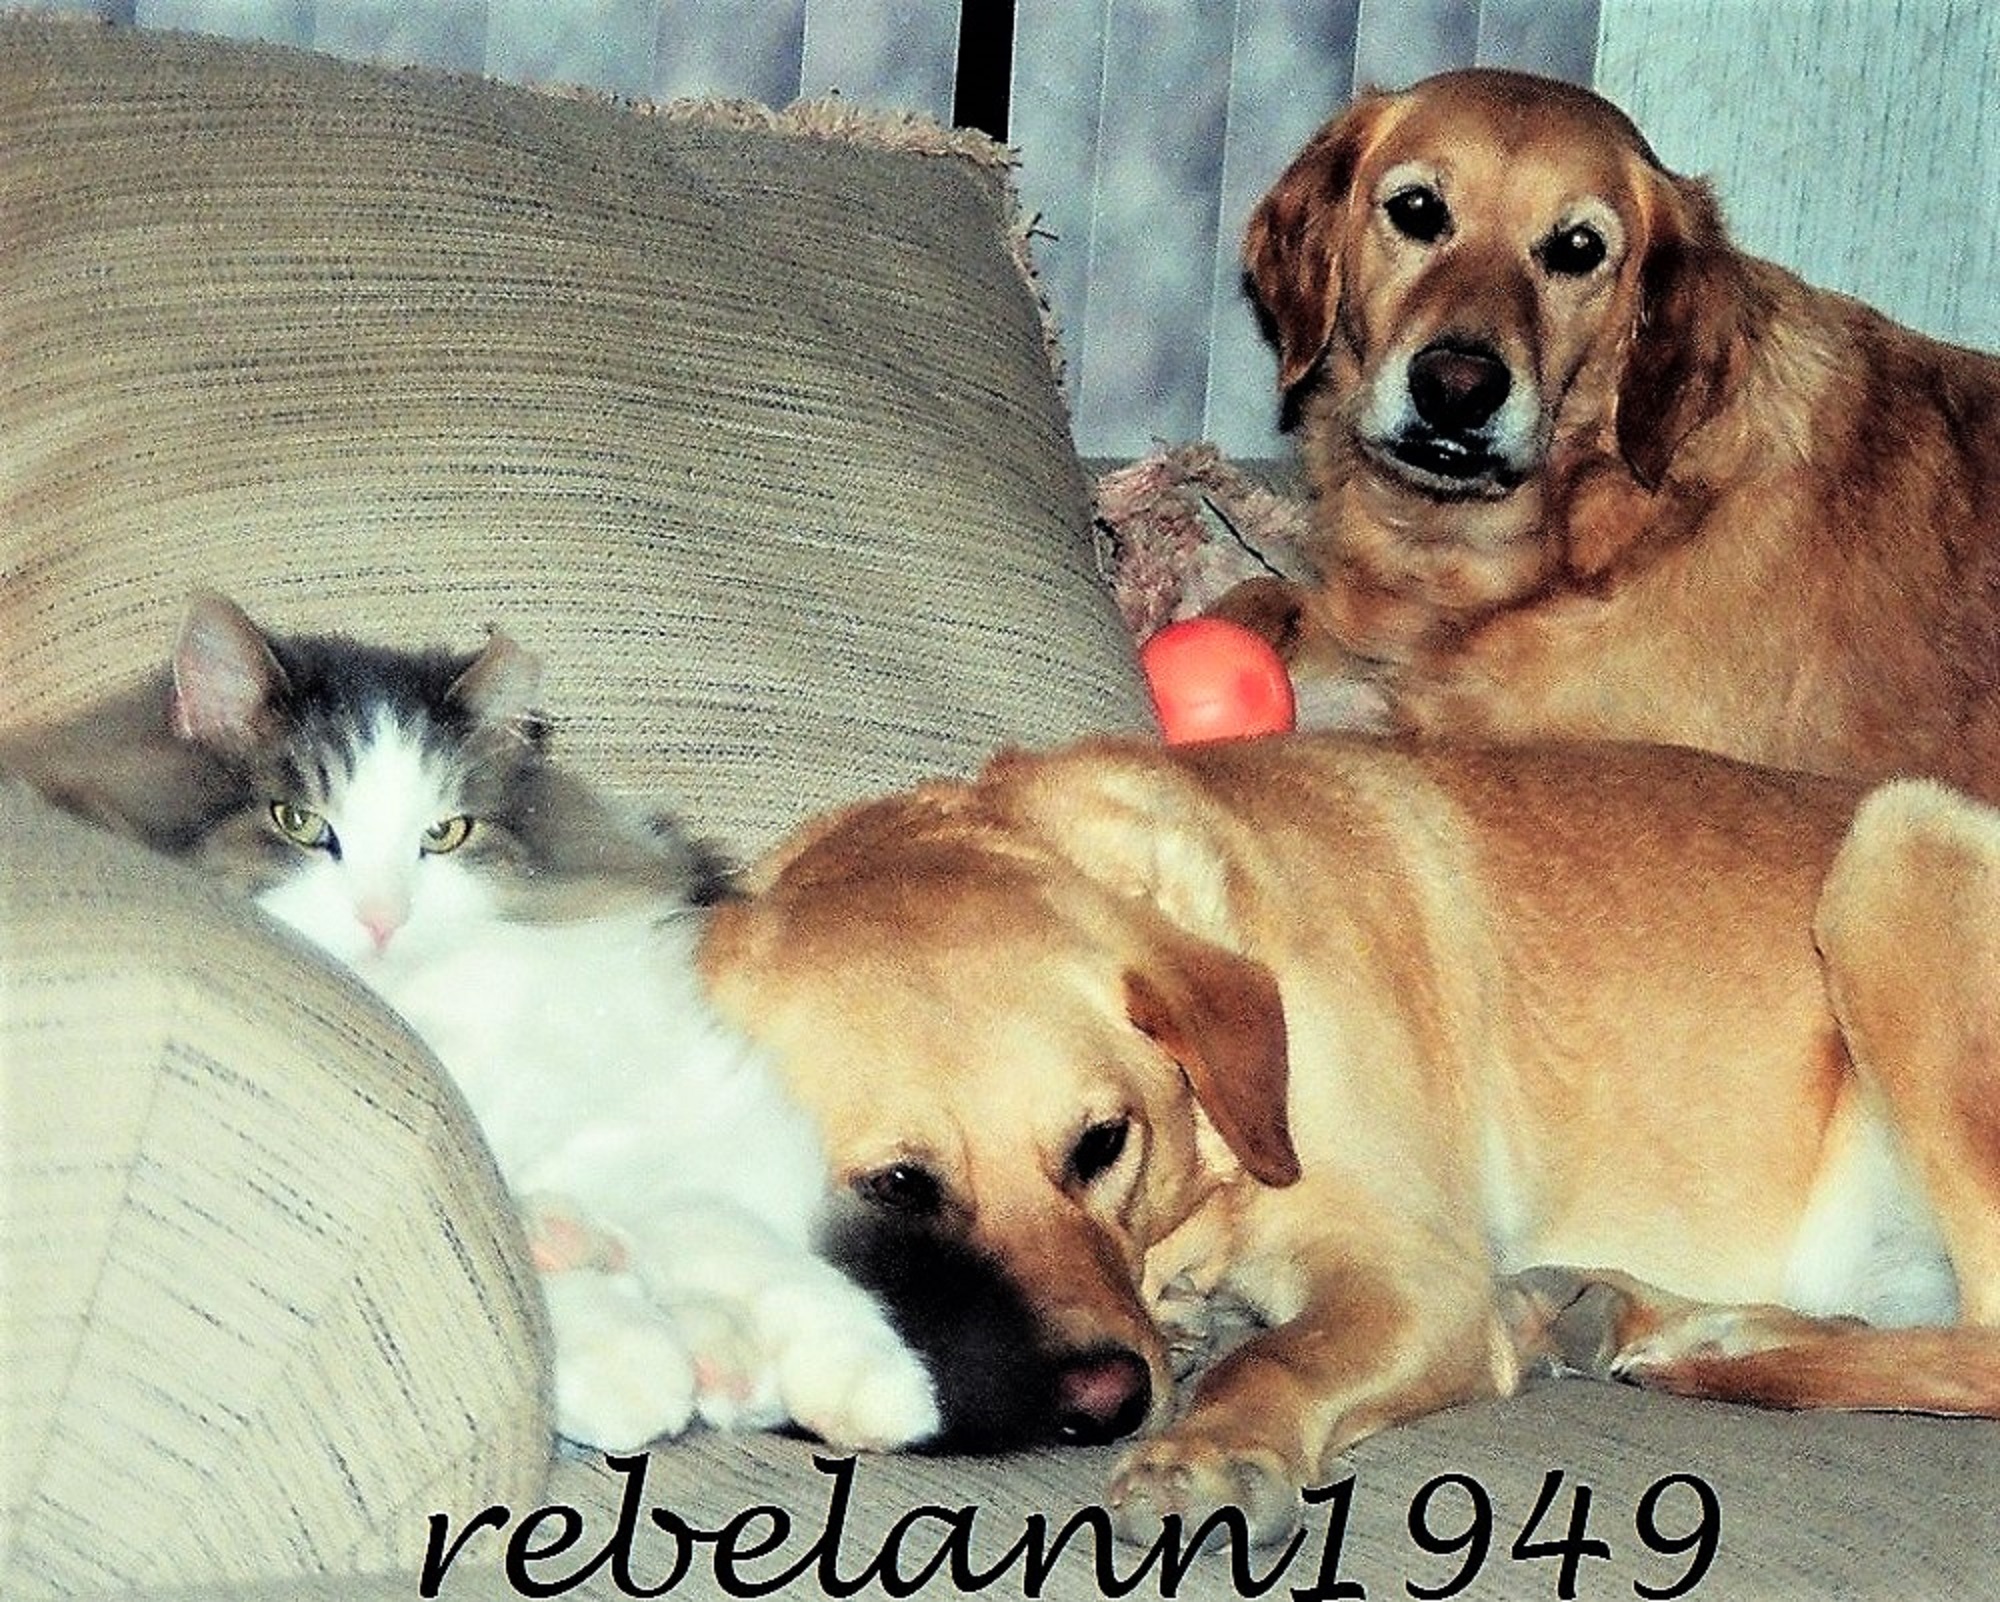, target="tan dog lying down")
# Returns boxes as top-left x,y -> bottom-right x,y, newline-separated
1224,69 -> 2000,796
701,735 -> 2000,1543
